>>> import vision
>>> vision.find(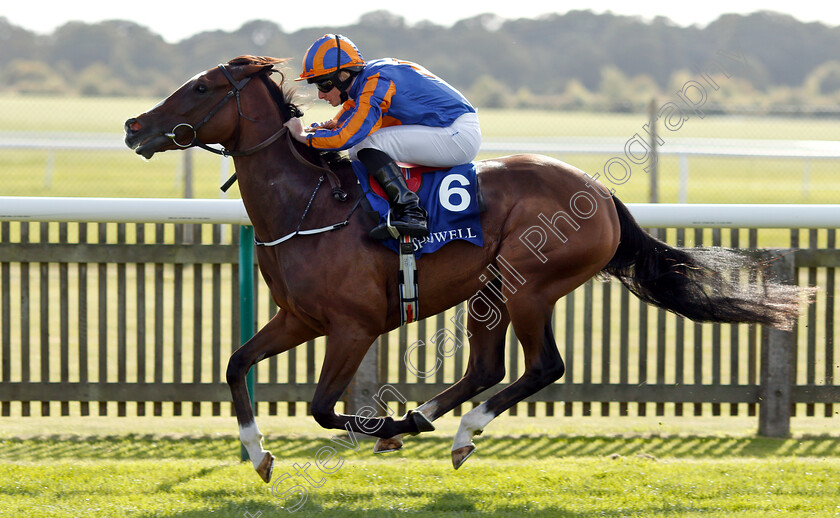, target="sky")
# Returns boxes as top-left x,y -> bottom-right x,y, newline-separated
3,1 -> 839,43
